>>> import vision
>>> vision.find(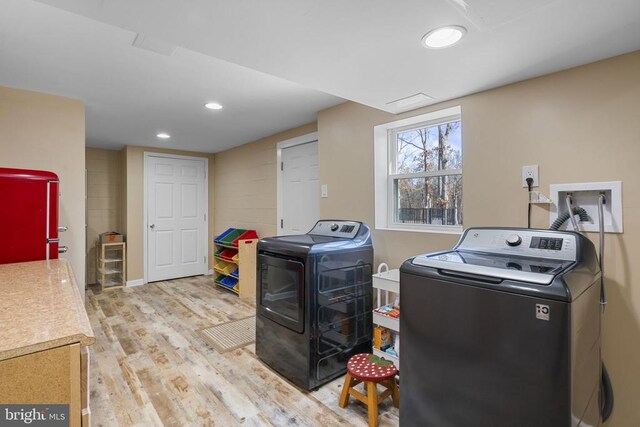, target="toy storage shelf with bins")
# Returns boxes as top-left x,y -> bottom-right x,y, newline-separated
372,264 -> 400,370
213,228 -> 258,298
97,242 -> 126,290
